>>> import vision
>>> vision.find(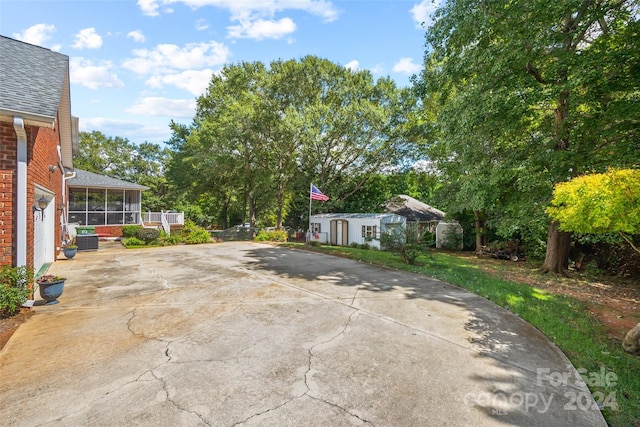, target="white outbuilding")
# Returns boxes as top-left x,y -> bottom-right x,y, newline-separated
309,213 -> 406,249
